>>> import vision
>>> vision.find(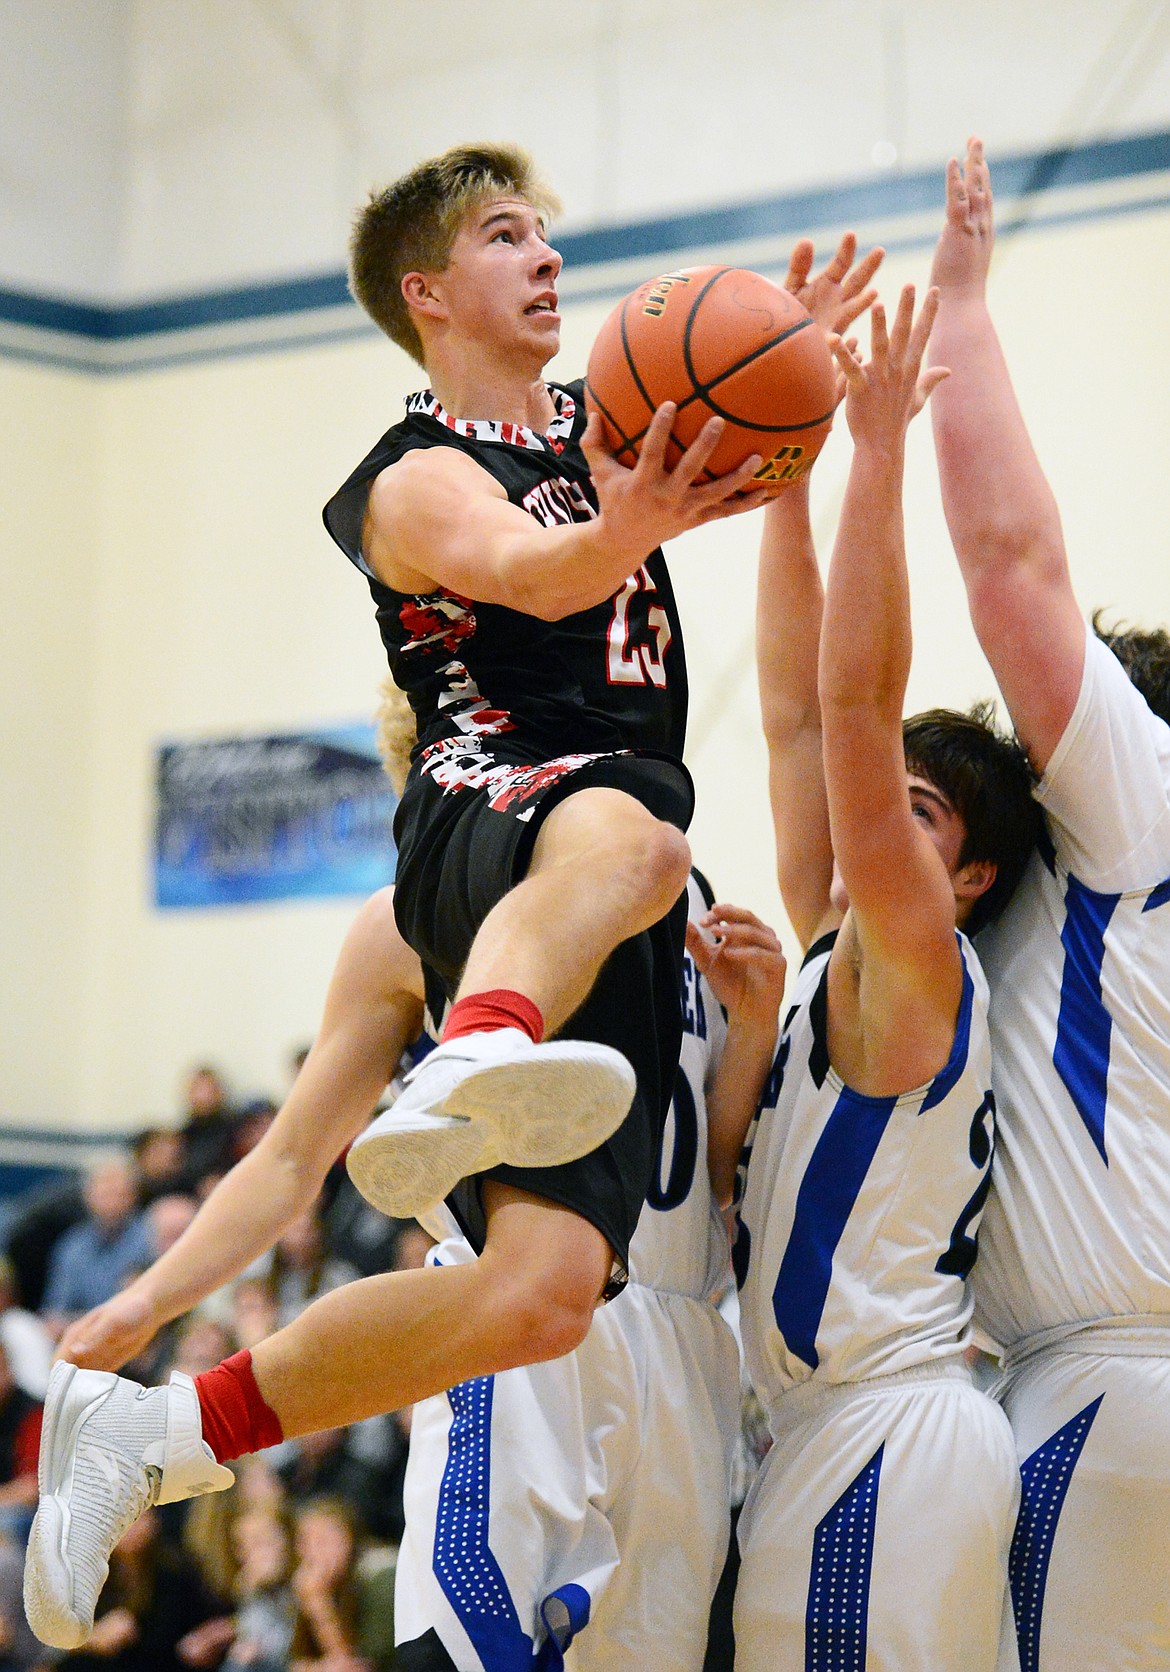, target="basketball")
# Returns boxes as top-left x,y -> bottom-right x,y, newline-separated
584,265 -> 837,489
